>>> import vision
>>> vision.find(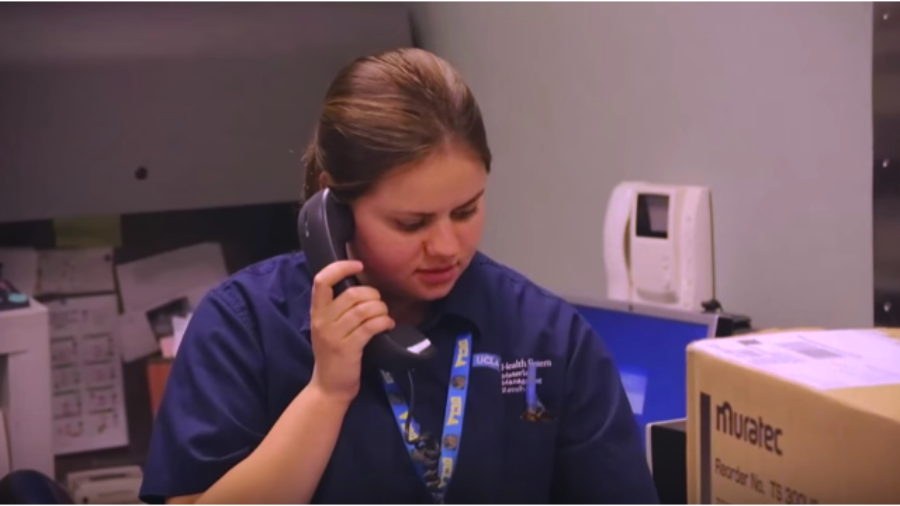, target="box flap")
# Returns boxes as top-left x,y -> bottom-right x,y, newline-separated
688,329 -> 900,419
